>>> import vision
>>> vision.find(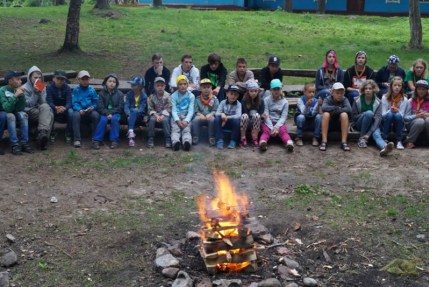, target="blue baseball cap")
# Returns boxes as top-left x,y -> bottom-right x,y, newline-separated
128,76 -> 144,86
270,79 -> 282,89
